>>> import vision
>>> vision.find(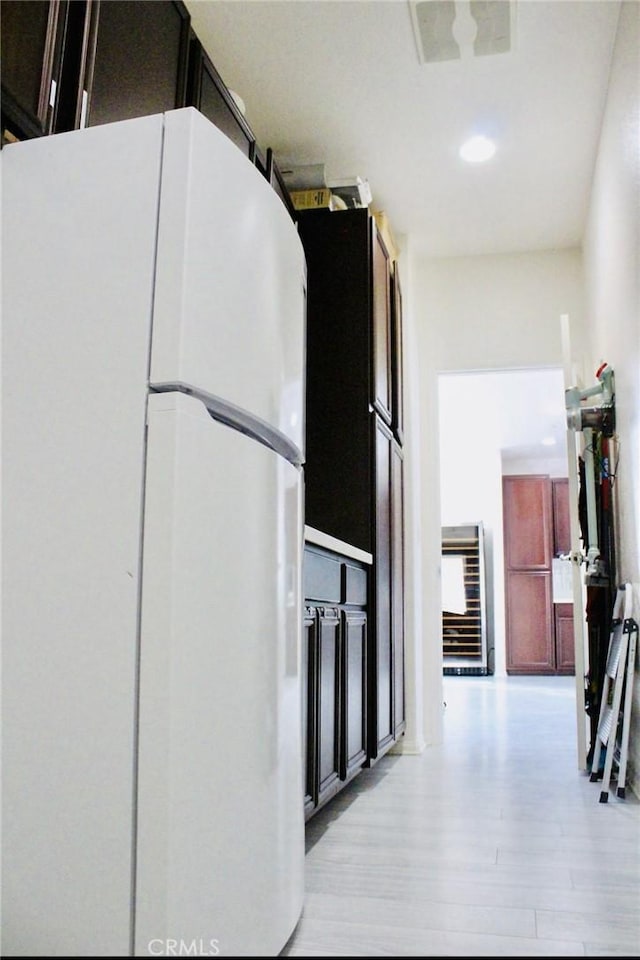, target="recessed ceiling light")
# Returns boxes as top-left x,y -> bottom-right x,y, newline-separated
541,437 -> 556,447
459,135 -> 496,163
